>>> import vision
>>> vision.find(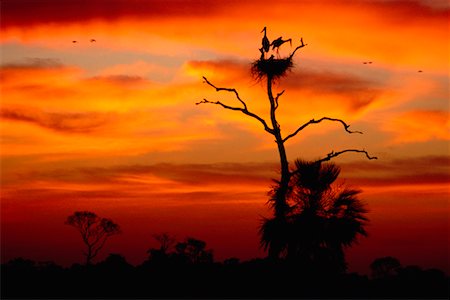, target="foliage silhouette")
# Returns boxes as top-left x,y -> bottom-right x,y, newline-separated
198,27 -> 377,259
65,211 -> 121,265
370,256 -> 402,279
2,254 -> 448,299
261,160 -> 368,273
